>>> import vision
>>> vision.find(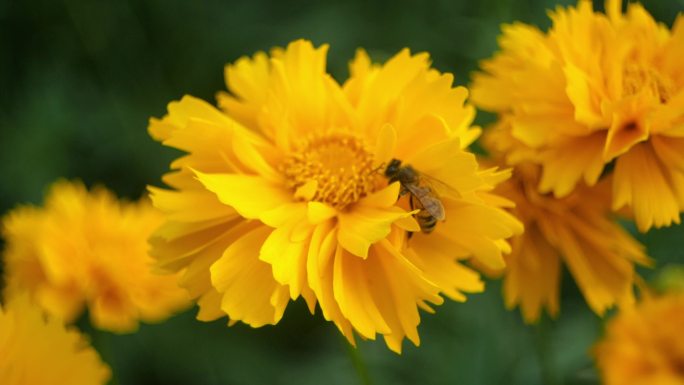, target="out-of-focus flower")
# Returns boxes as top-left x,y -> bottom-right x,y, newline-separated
482,124 -> 650,322
1,180 -> 189,332
0,295 -> 111,385
149,39 -> 522,352
594,293 -> 684,385
471,0 -> 684,232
